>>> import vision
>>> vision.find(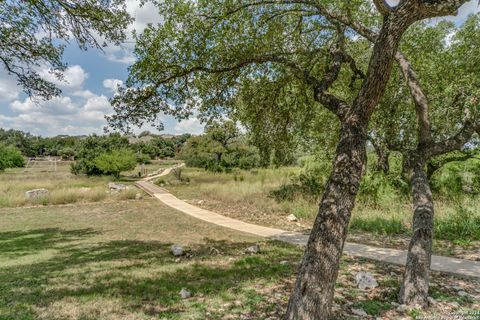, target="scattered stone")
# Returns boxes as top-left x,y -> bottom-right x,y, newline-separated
174,258 -> 181,263
452,285 -> 462,291
198,200 -> 205,204
390,272 -> 397,277
171,244 -> 184,256
108,182 -> 126,191
451,302 -> 460,308
427,297 -> 436,305
210,247 -> 221,255
25,188 -> 49,199
287,214 -> 298,222
355,271 -> 378,290
396,304 -> 408,313
280,260 -> 289,265
351,308 -> 368,317
179,288 -> 191,299
458,290 -> 468,297
135,193 -> 143,200
245,244 -> 260,254
391,302 -> 399,307
78,187 -> 91,193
